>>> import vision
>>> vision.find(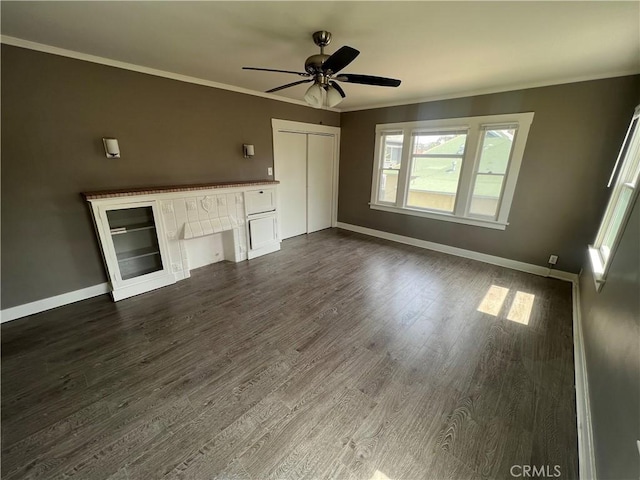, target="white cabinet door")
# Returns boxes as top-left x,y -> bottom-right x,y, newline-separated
94,200 -> 175,300
245,189 -> 276,215
249,215 -> 277,250
307,134 -> 335,233
274,132 -> 308,239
